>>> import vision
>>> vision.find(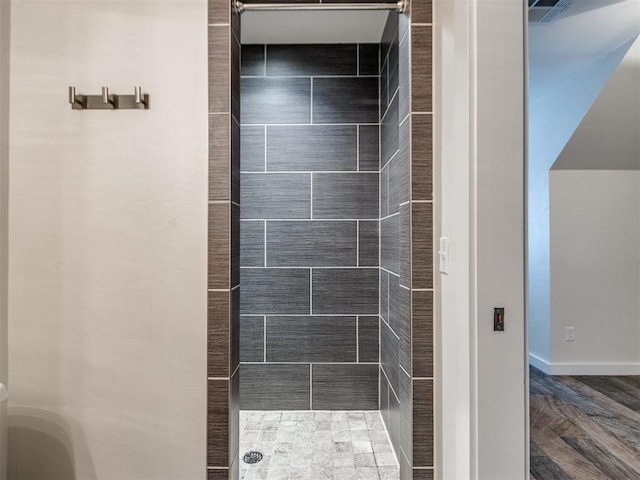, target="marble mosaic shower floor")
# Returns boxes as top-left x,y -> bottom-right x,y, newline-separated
240,411 -> 400,480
